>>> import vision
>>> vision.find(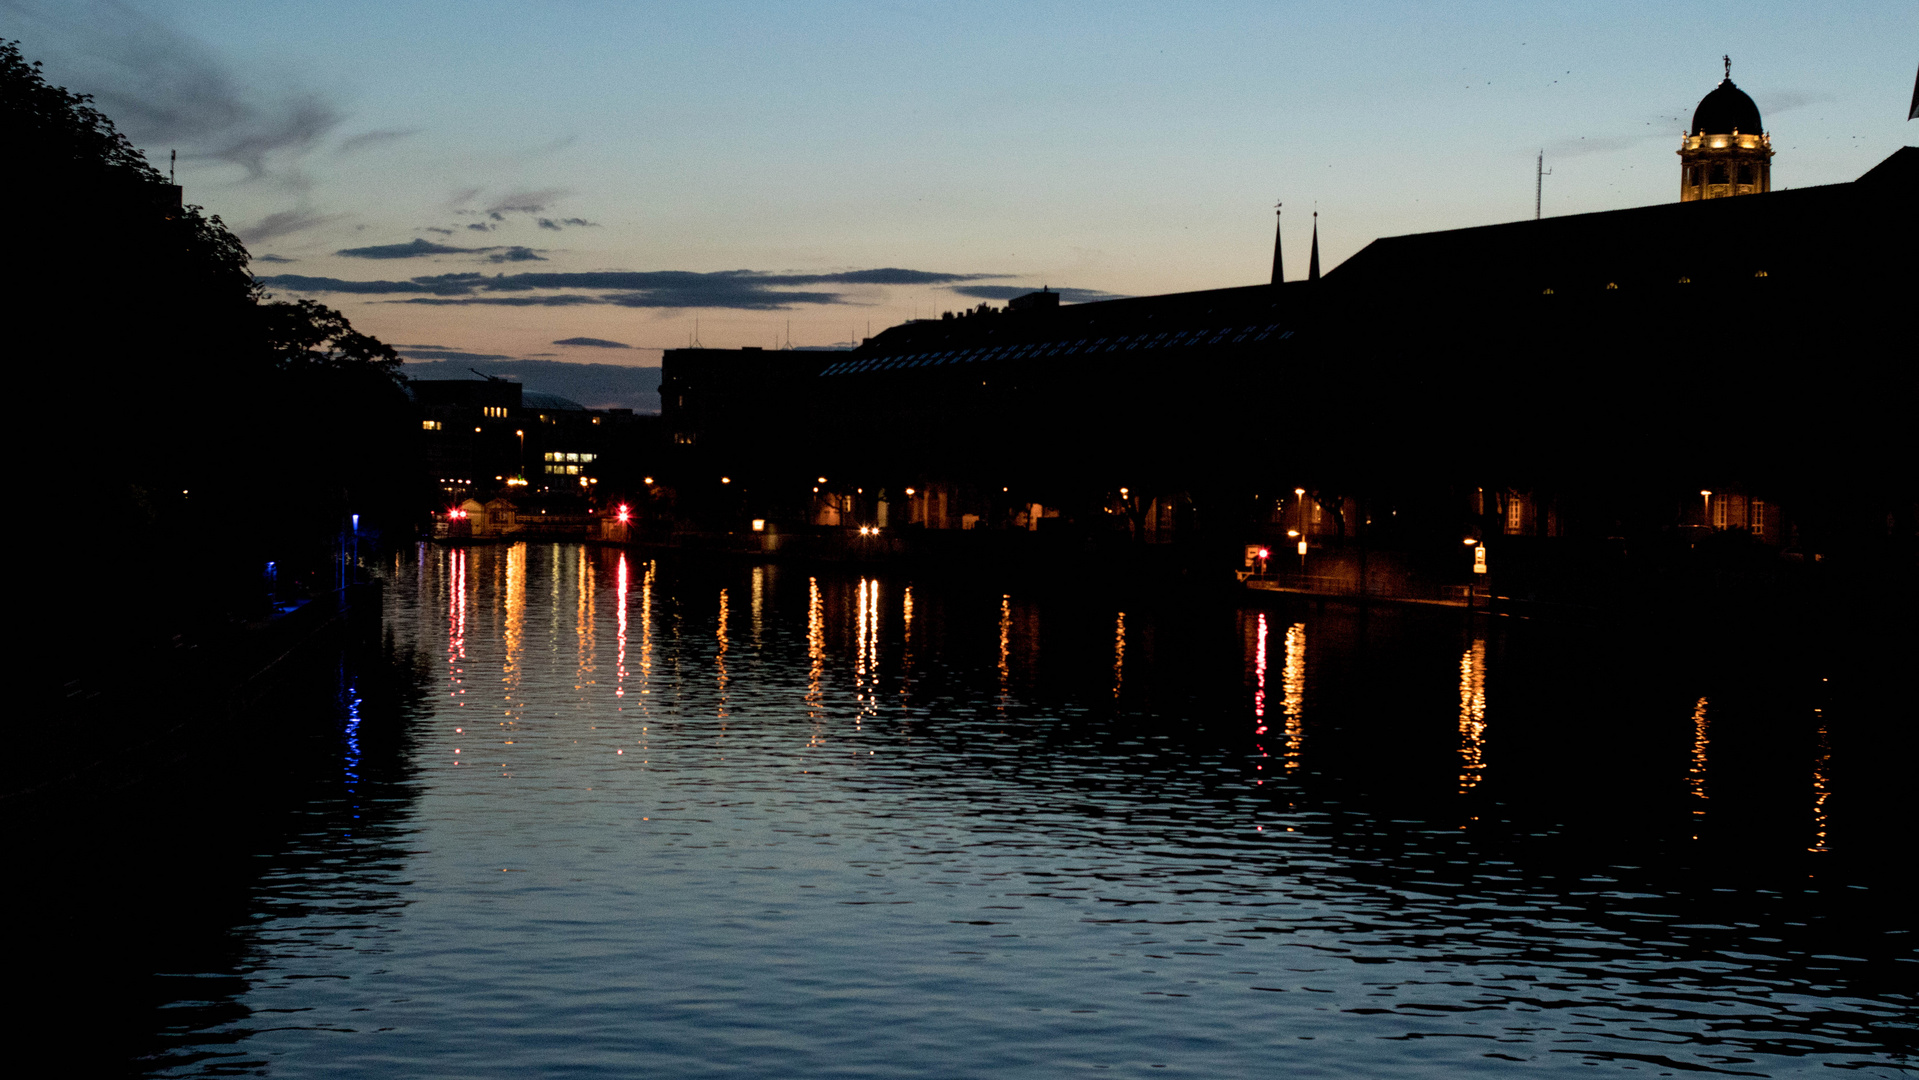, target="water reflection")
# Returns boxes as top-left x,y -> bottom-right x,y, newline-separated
715,587 -> 730,720
503,541 -> 526,729
853,578 -> 878,723
1811,716 -> 1832,853
1251,613 -> 1268,784
997,593 -> 1012,711
806,575 -> 825,721
446,546 -> 467,717
1688,696 -> 1709,823
615,553 -> 628,700
1457,638 -> 1487,793
117,549 -> 1911,1079
638,557 -> 656,707
1281,620 -> 1305,770
575,543 -> 596,699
